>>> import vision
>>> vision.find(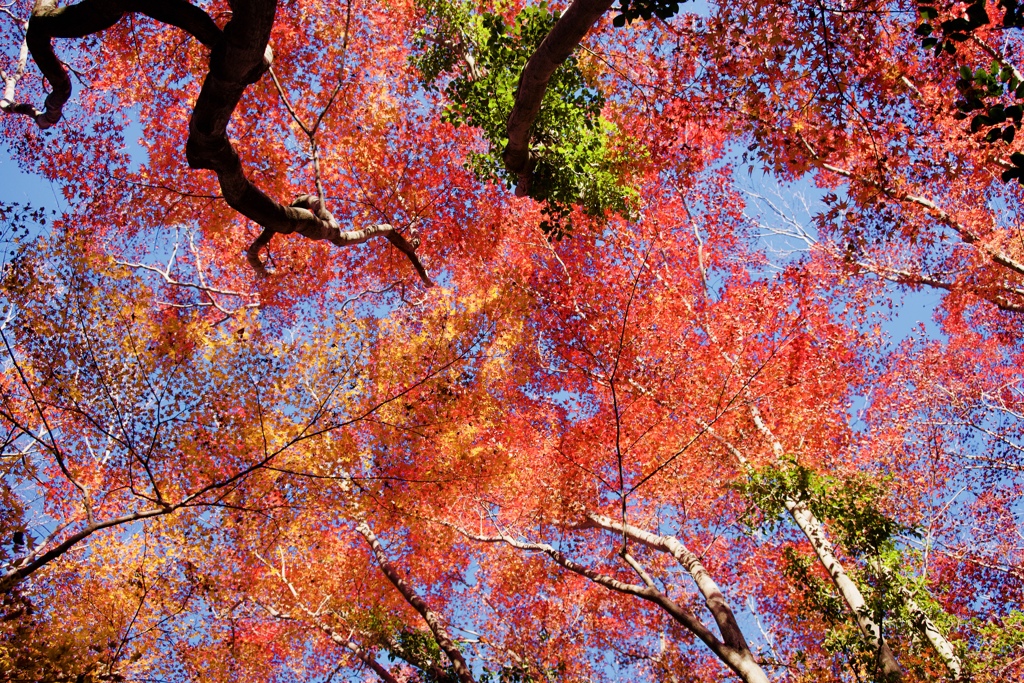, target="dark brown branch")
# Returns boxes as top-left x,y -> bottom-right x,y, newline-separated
0,504 -> 169,593
22,0 -> 432,285
25,0 -> 220,127
182,0 -> 431,284
503,0 -> 613,195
